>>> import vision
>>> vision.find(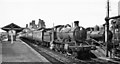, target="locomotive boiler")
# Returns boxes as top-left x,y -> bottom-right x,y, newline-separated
54,21 -> 87,44
50,21 -> 87,50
